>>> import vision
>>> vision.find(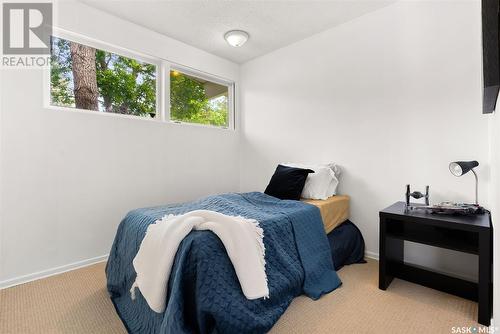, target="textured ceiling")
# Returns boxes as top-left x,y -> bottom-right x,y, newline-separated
81,0 -> 394,64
